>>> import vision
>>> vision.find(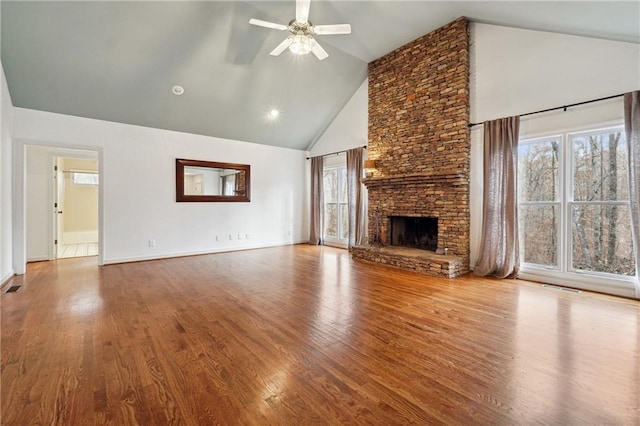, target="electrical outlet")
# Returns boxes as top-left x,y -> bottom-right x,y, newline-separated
148,239 -> 156,247
238,233 -> 243,240
245,233 -> 249,239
